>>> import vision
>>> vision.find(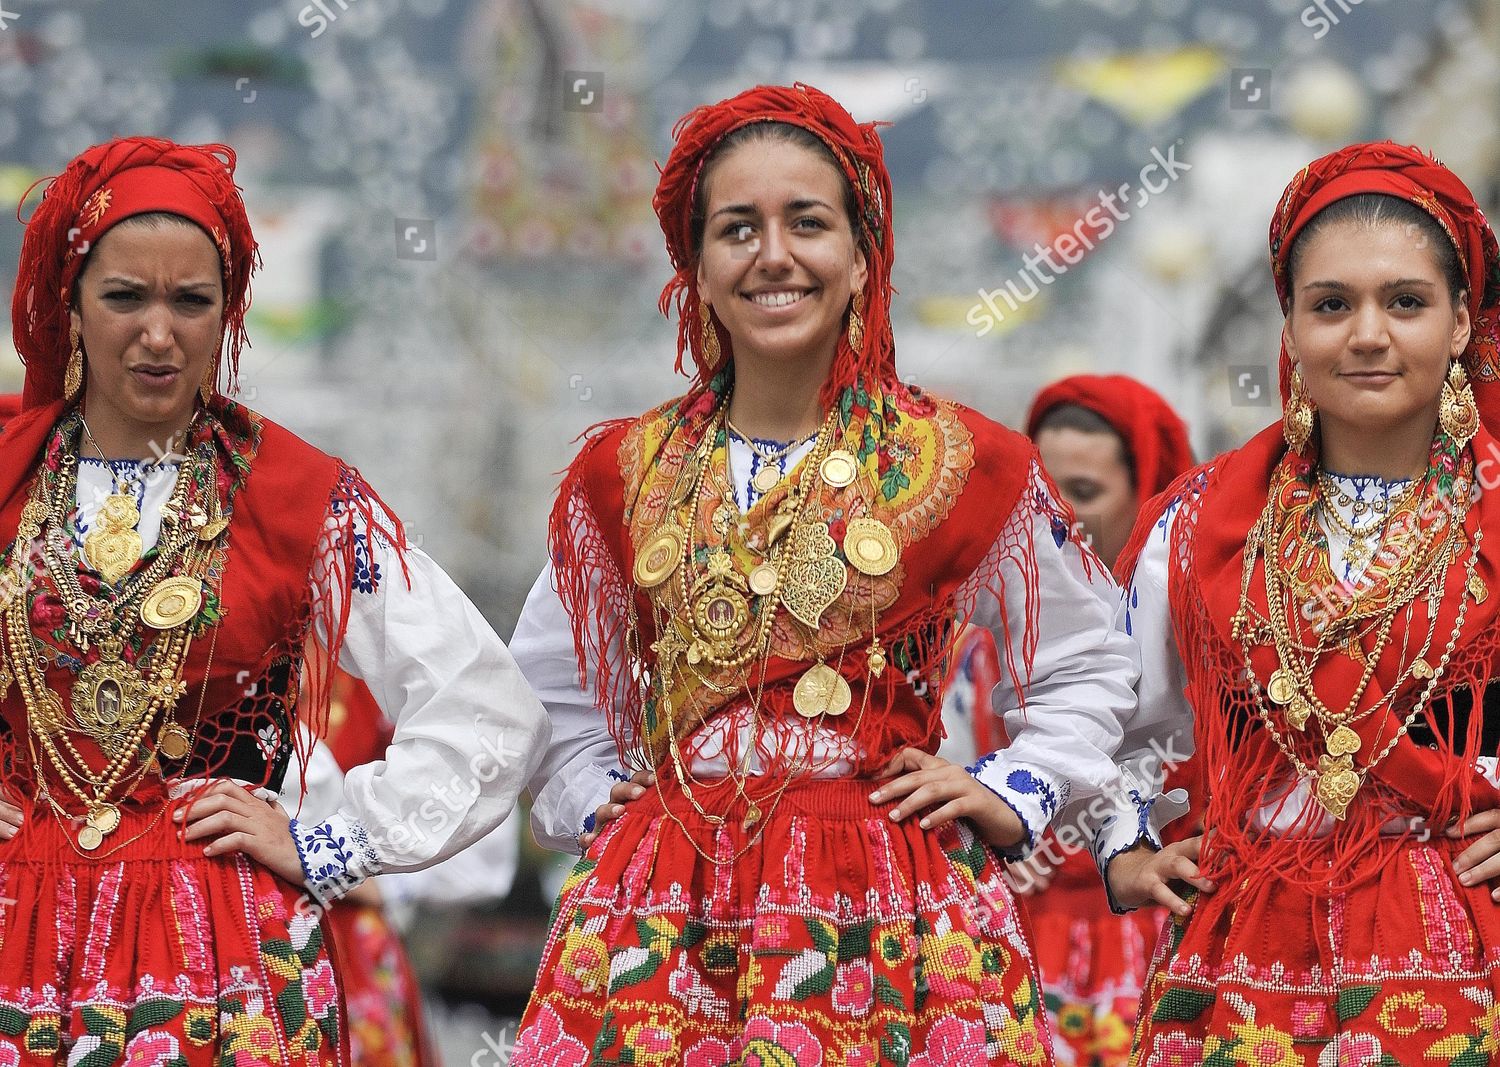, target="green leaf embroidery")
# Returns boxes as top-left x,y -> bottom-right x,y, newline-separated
1150,987 -> 1216,1024
1334,984 -> 1380,1023
837,921 -> 872,963
275,983 -> 307,1037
